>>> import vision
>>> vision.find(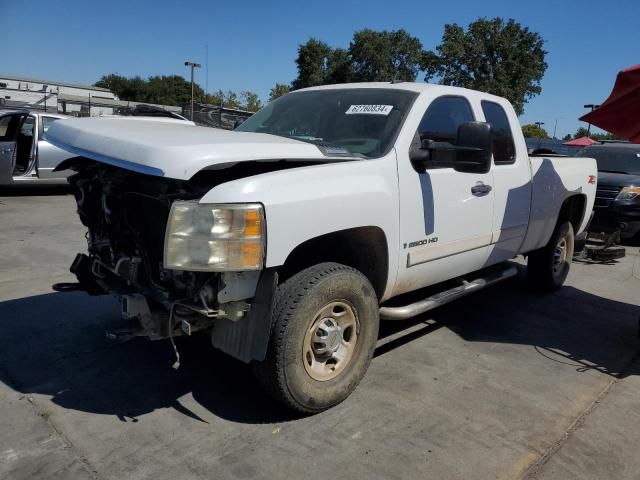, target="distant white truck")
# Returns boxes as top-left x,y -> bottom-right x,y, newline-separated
46,83 -> 597,413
